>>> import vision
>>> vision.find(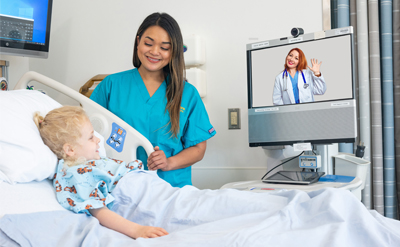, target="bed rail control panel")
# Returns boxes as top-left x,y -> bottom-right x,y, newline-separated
107,123 -> 126,152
